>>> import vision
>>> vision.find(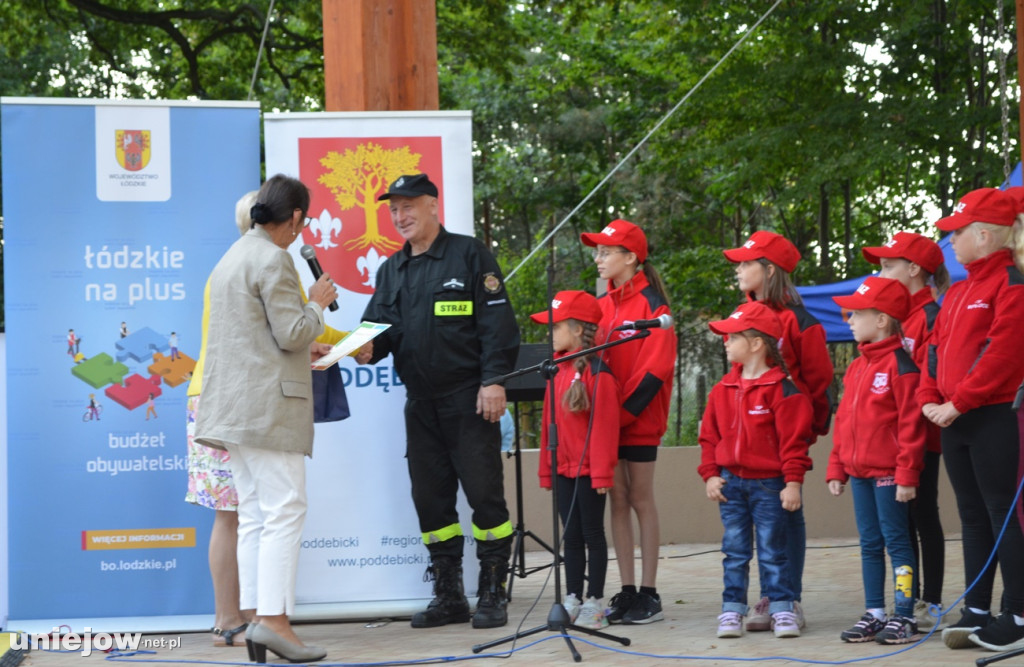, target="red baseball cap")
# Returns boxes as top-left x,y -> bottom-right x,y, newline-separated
580,219 -> 648,263
529,290 -> 603,325
935,188 -> 1018,231
722,231 -> 801,273
861,232 -> 945,274
832,276 -> 911,321
1003,186 -> 1024,210
708,302 -> 783,340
